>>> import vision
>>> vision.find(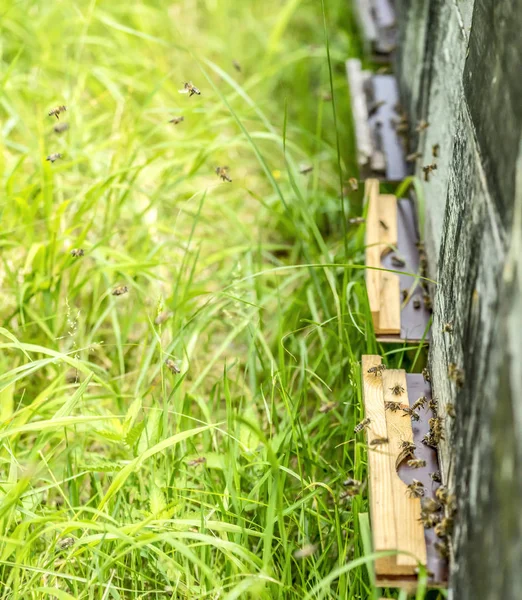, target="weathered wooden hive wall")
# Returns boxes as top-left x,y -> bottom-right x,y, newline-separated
395,0 -> 522,598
